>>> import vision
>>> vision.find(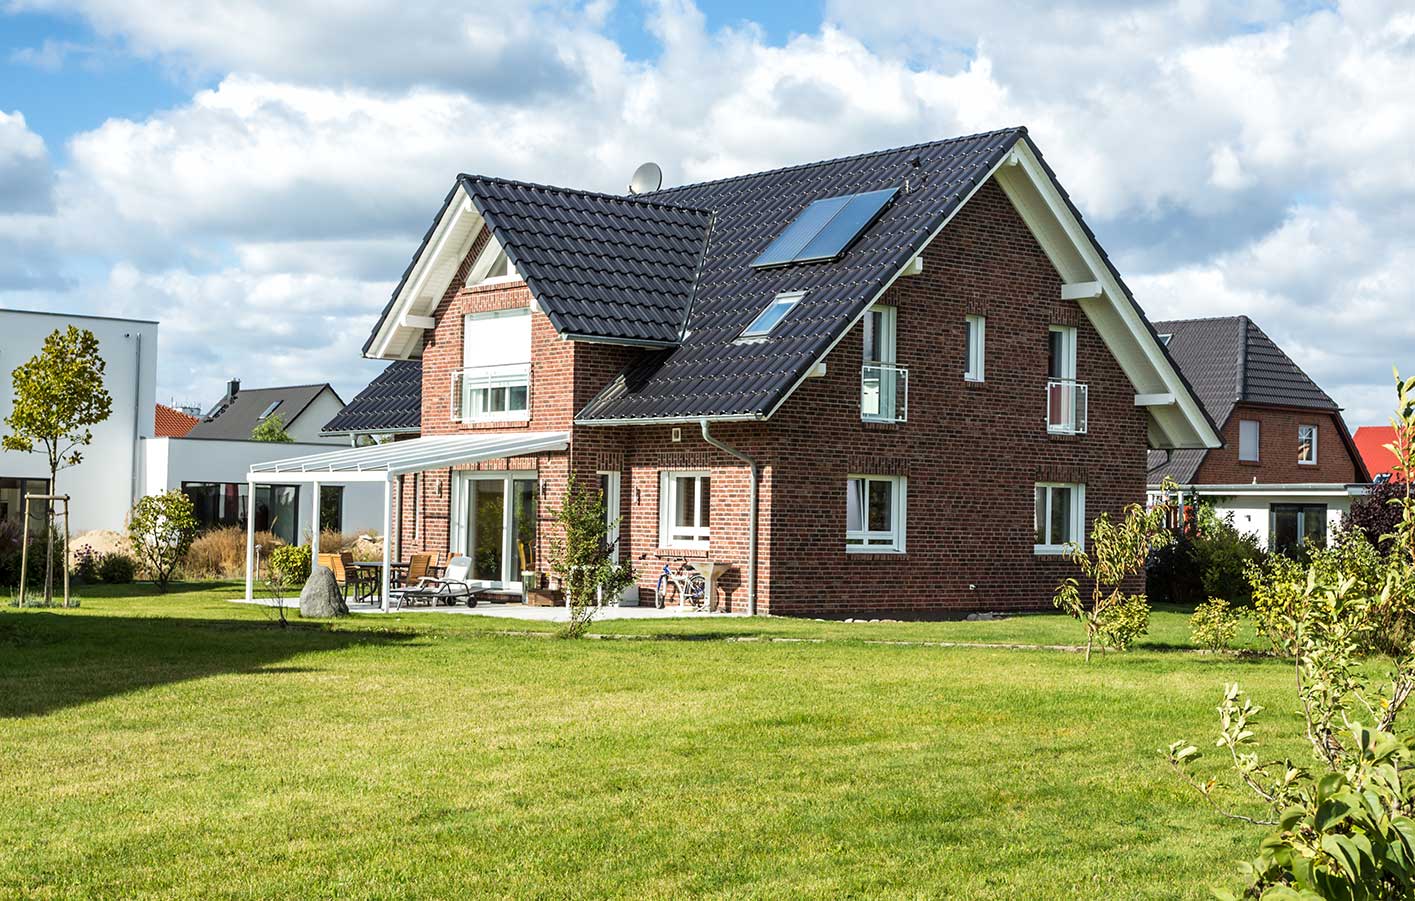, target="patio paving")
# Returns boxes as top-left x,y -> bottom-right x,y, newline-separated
232,597 -> 738,622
